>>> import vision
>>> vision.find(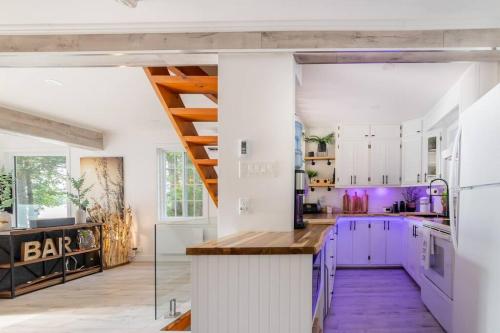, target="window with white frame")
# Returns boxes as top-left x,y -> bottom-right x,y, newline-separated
158,149 -> 205,220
